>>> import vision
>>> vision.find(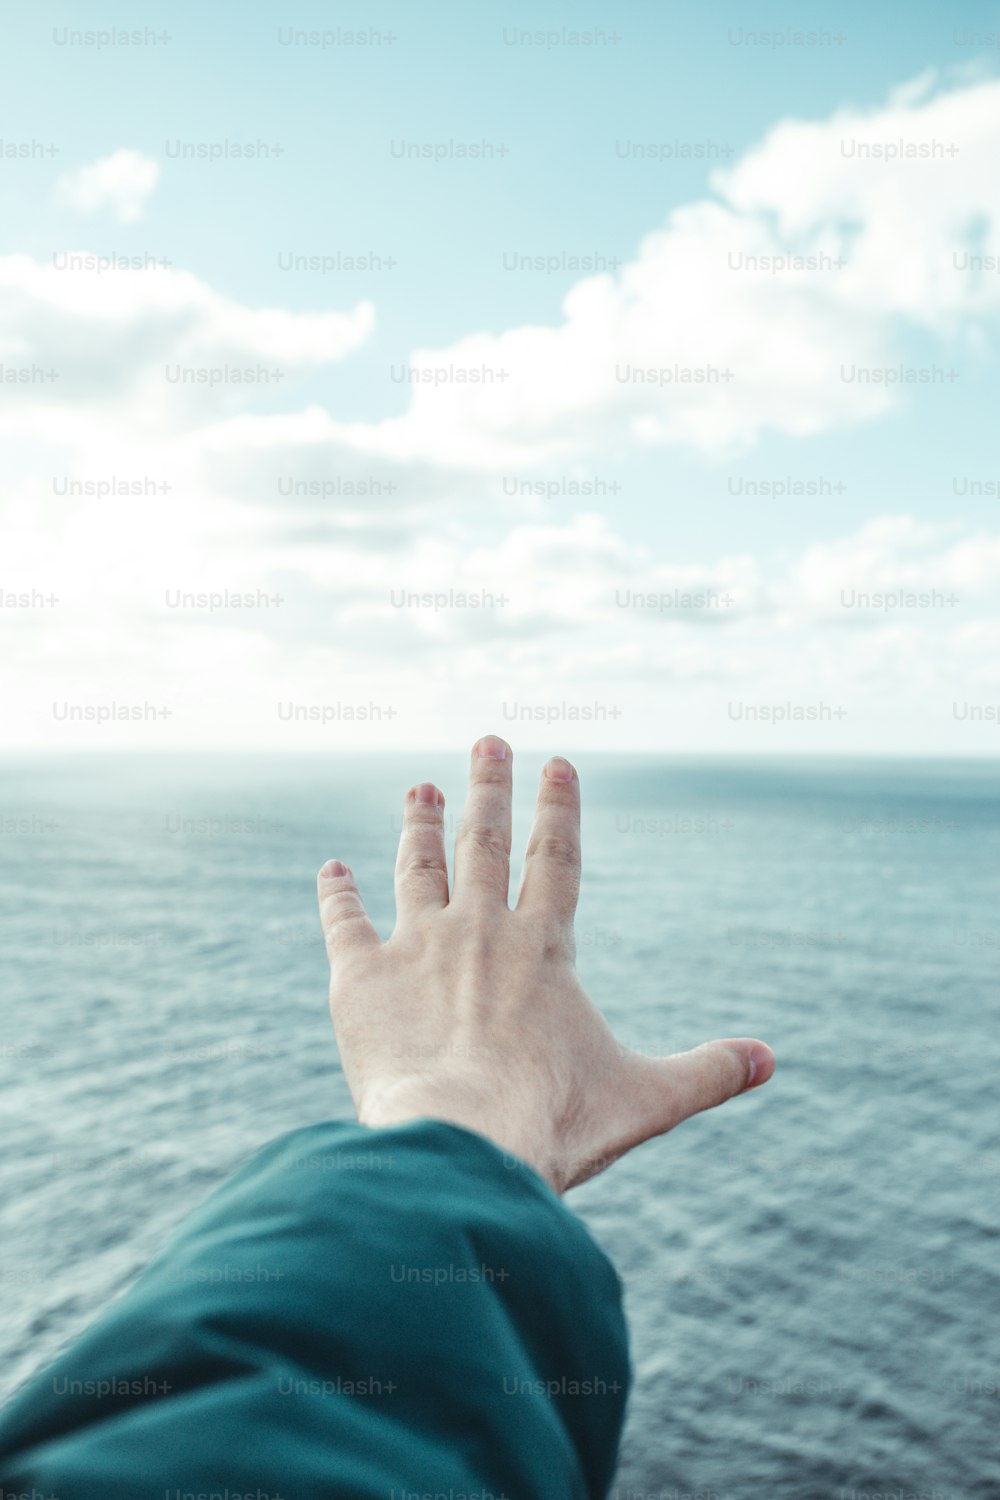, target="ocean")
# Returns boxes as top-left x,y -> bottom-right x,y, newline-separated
1,753 -> 998,1498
